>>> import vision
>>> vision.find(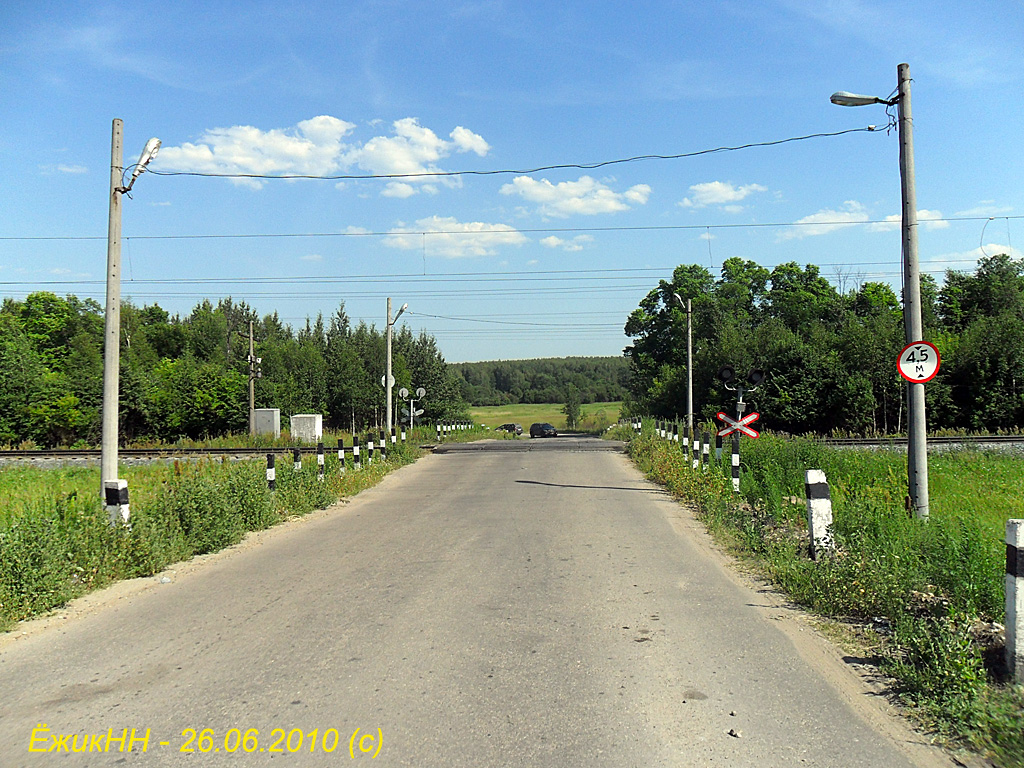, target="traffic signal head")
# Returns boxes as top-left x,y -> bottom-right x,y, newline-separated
717,365 -> 735,383
746,368 -> 765,386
